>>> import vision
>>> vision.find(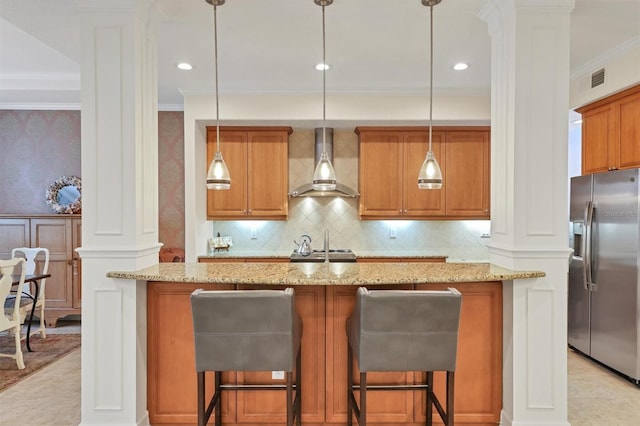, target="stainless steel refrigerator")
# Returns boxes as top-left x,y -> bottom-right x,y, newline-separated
569,169 -> 640,384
